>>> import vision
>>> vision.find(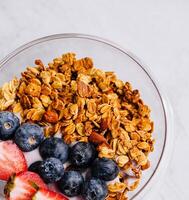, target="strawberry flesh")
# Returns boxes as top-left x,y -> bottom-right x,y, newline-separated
0,140 -> 27,180
4,171 -> 48,200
